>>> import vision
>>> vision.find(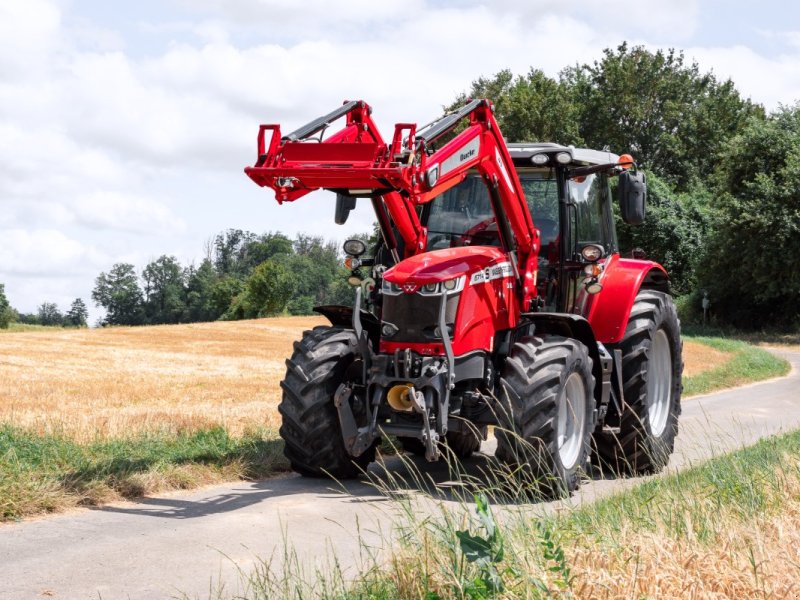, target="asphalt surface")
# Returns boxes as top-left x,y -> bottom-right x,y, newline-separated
1,349 -> 798,600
